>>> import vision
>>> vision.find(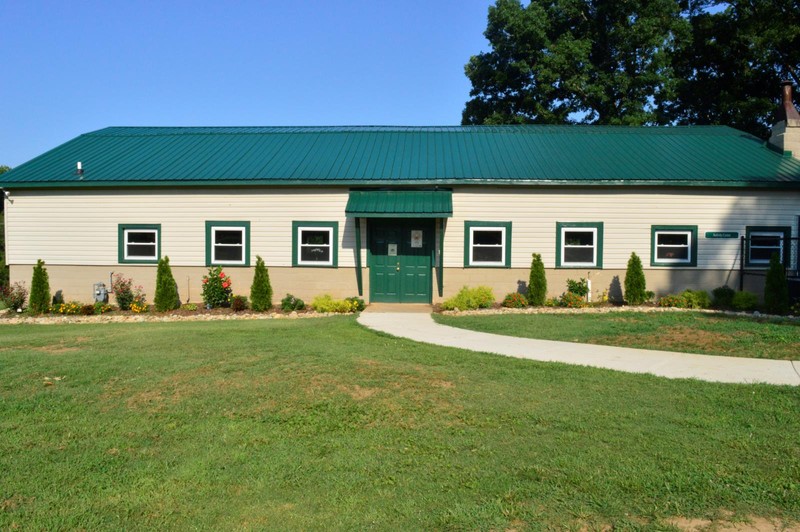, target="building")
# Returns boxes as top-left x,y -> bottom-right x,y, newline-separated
2,85 -> 800,305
